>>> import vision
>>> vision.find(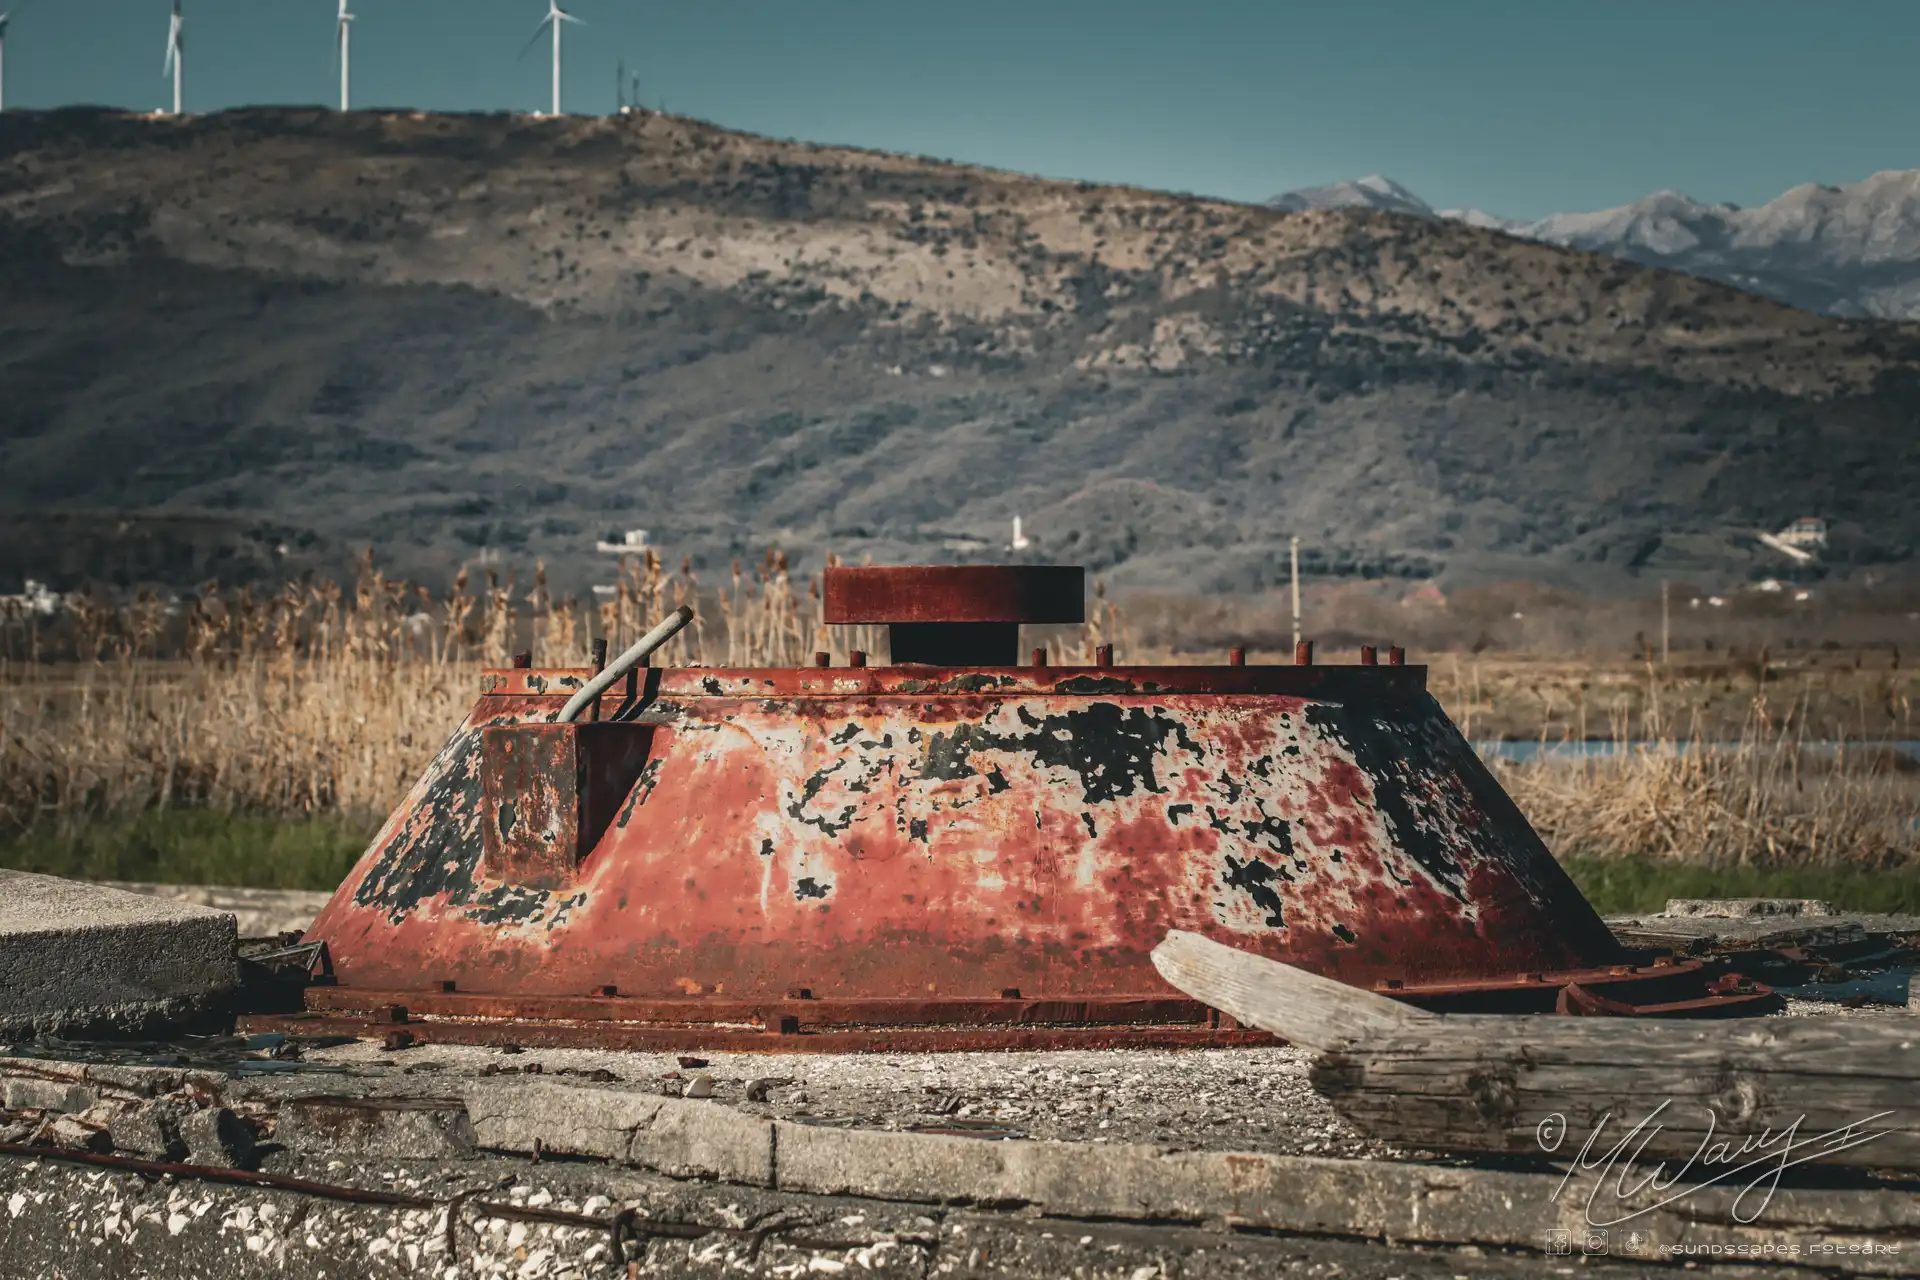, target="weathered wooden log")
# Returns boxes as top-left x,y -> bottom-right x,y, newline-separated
1151,929 -> 1920,1173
